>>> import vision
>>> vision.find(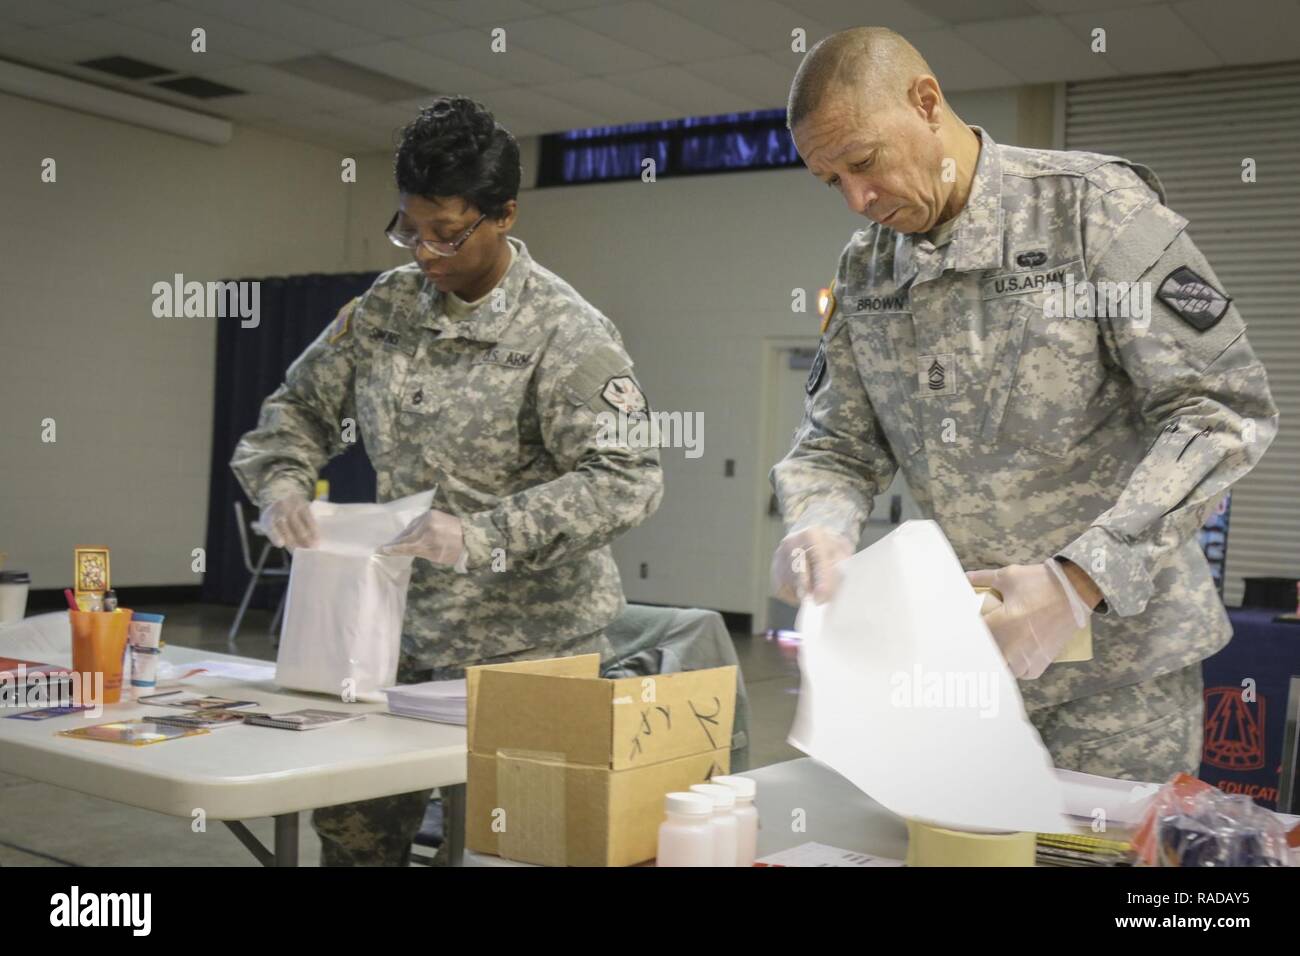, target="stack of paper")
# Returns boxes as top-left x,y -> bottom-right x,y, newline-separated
789,519 -> 1072,834
383,679 -> 467,725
